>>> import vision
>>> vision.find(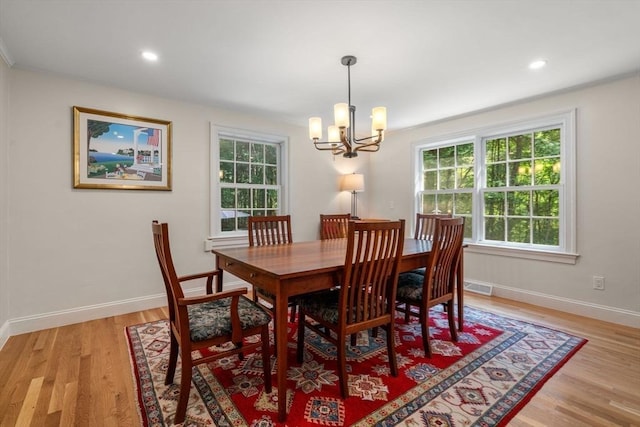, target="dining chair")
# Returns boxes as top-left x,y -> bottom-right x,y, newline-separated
296,219 -> 405,398
395,217 -> 464,357
414,212 -> 452,240
319,213 -> 351,240
248,214 -> 293,246
152,221 -> 272,424
410,213 -> 454,314
247,215 -> 298,324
